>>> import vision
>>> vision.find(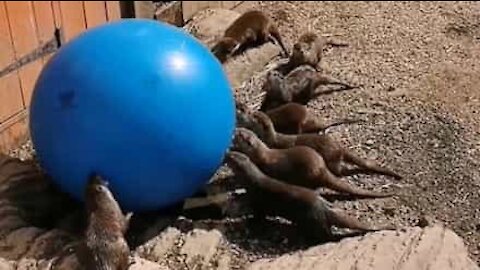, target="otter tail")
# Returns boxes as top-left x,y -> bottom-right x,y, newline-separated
326,206 -> 395,232
343,151 -> 403,180
316,169 -> 394,199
